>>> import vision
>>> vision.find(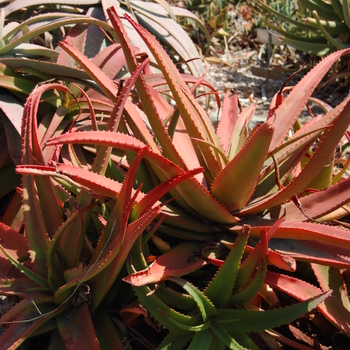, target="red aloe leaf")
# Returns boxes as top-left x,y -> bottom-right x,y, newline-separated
227,104 -> 256,159
58,40 -> 119,101
46,130 -> 147,151
0,278 -> 45,297
22,83 -> 66,235
311,264 -> 350,311
284,177 -> 350,221
123,242 -> 206,286
240,94 -> 350,216
211,120 -> 274,211
248,221 -> 350,250
131,167 -> 203,219
265,271 -> 350,335
0,296 -> 66,349
216,90 -> 240,154
0,222 -> 32,279
269,48 -> 350,151
107,7 -> 190,171
57,23 -> 89,67
91,43 -> 125,78
57,302 -> 100,350
16,164 -> 128,200
55,206 -> 161,310
269,238 -> 350,268
92,147 -> 151,264
46,130 -> 240,224
124,12 -> 222,182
